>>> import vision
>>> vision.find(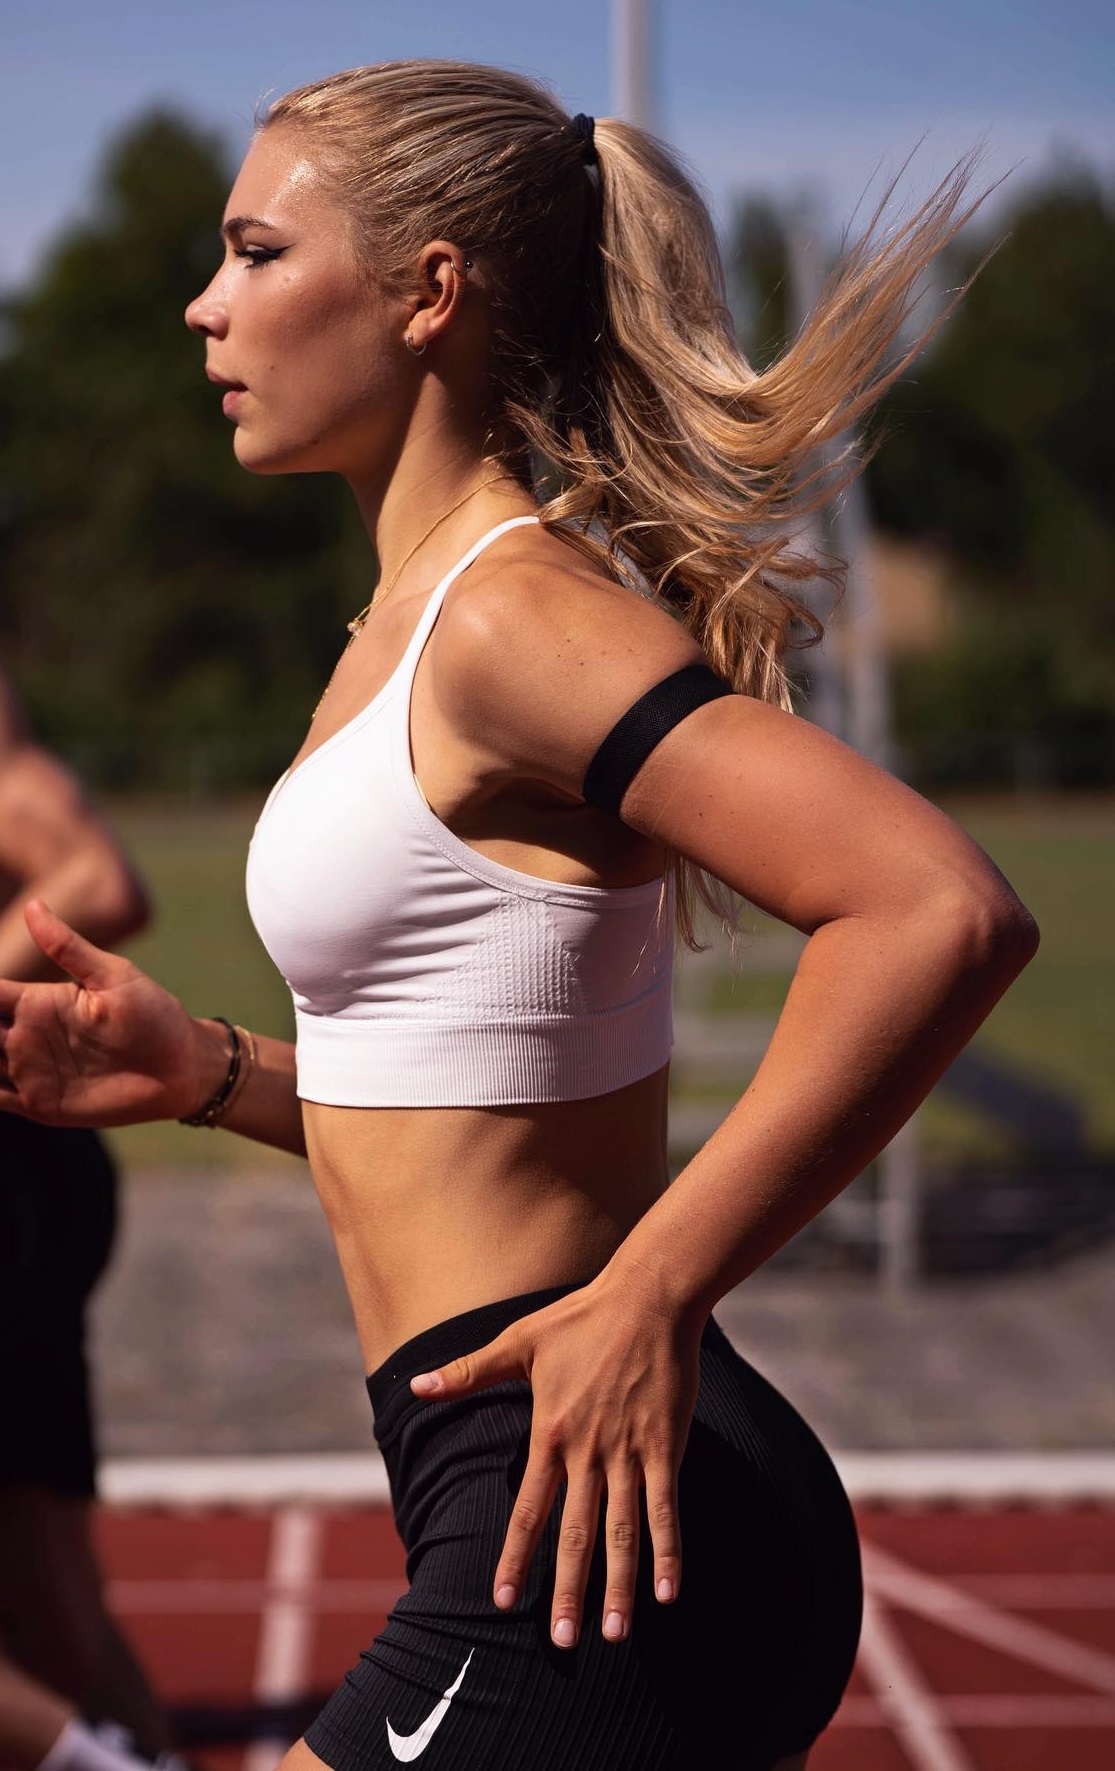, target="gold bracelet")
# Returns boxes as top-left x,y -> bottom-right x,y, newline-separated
229,1025 -> 256,1111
